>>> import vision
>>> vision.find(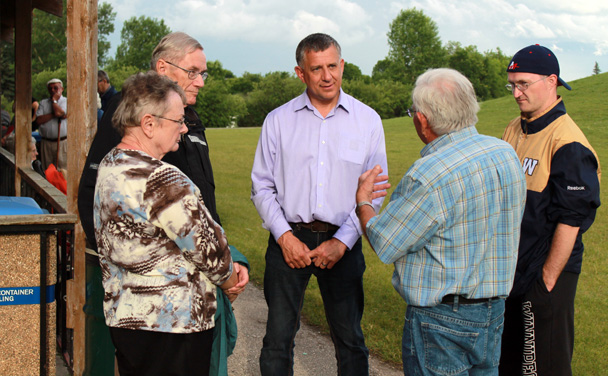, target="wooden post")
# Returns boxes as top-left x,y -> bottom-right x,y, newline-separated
13,0 -> 33,195
66,0 -> 97,374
